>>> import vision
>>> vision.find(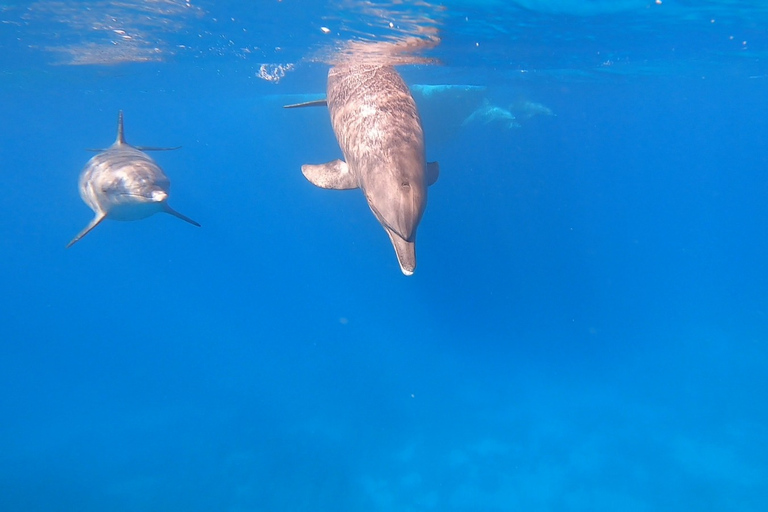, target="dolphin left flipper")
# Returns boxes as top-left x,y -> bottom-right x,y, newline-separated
163,204 -> 201,227
426,161 -> 439,186
67,212 -> 107,248
302,160 -> 359,190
